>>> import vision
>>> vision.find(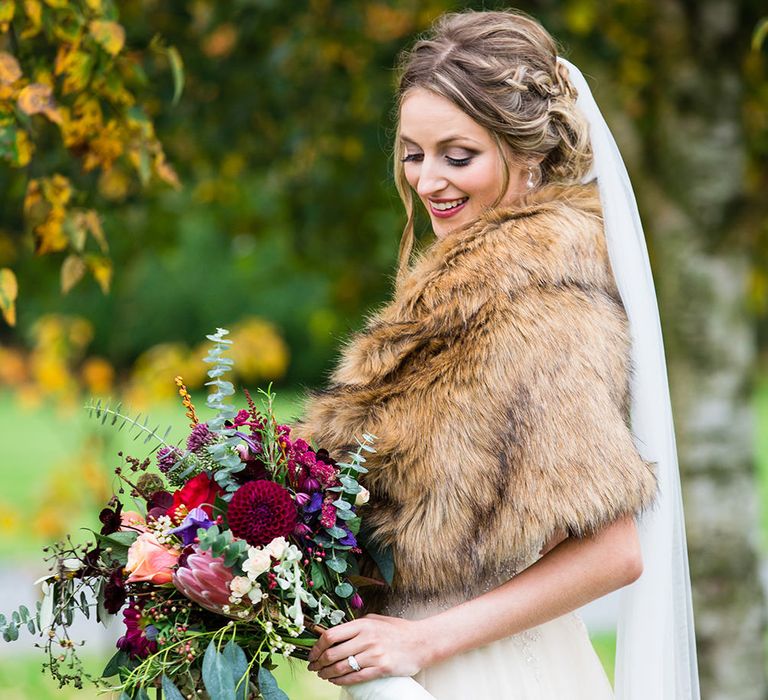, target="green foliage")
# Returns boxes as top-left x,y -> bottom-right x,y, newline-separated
197,524 -> 249,570
84,398 -> 175,447
0,0 -> 182,314
257,666 -> 290,700
203,327 -> 247,493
